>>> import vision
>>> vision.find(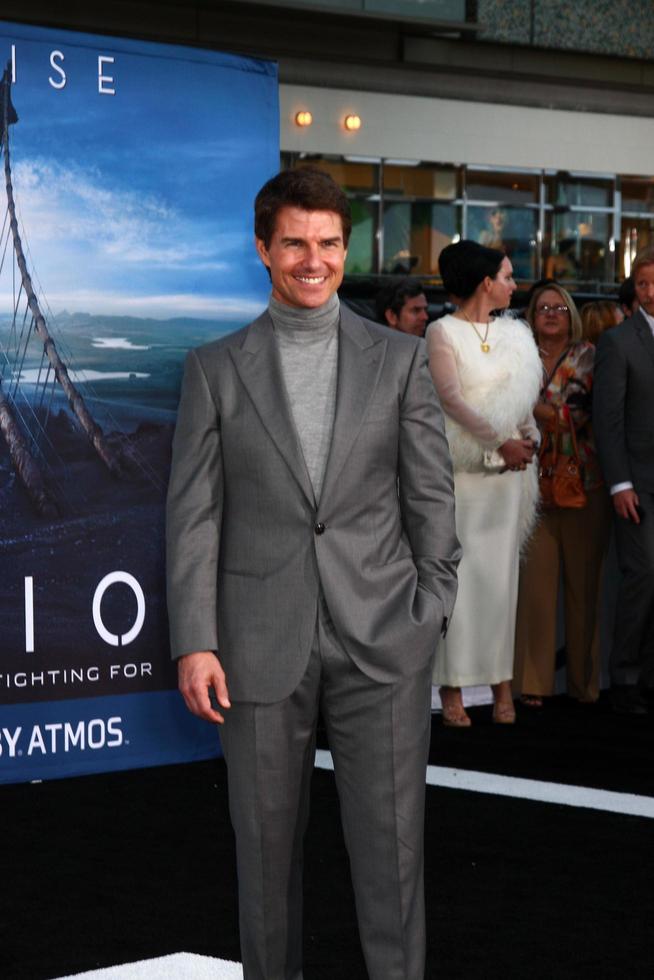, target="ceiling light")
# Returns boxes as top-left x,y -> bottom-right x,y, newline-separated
343,114 -> 361,132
